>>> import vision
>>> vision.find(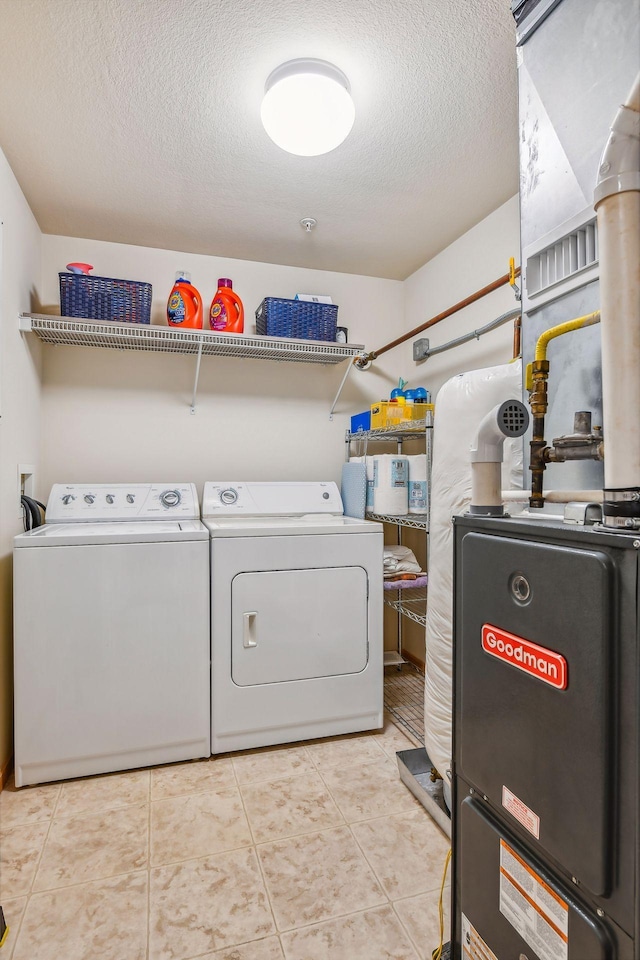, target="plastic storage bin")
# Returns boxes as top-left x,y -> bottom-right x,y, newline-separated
59,273 -> 152,324
402,402 -> 434,423
371,401 -> 434,429
371,400 -> 405,429
255,297 -> 338,341
350,411 -> 371,433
